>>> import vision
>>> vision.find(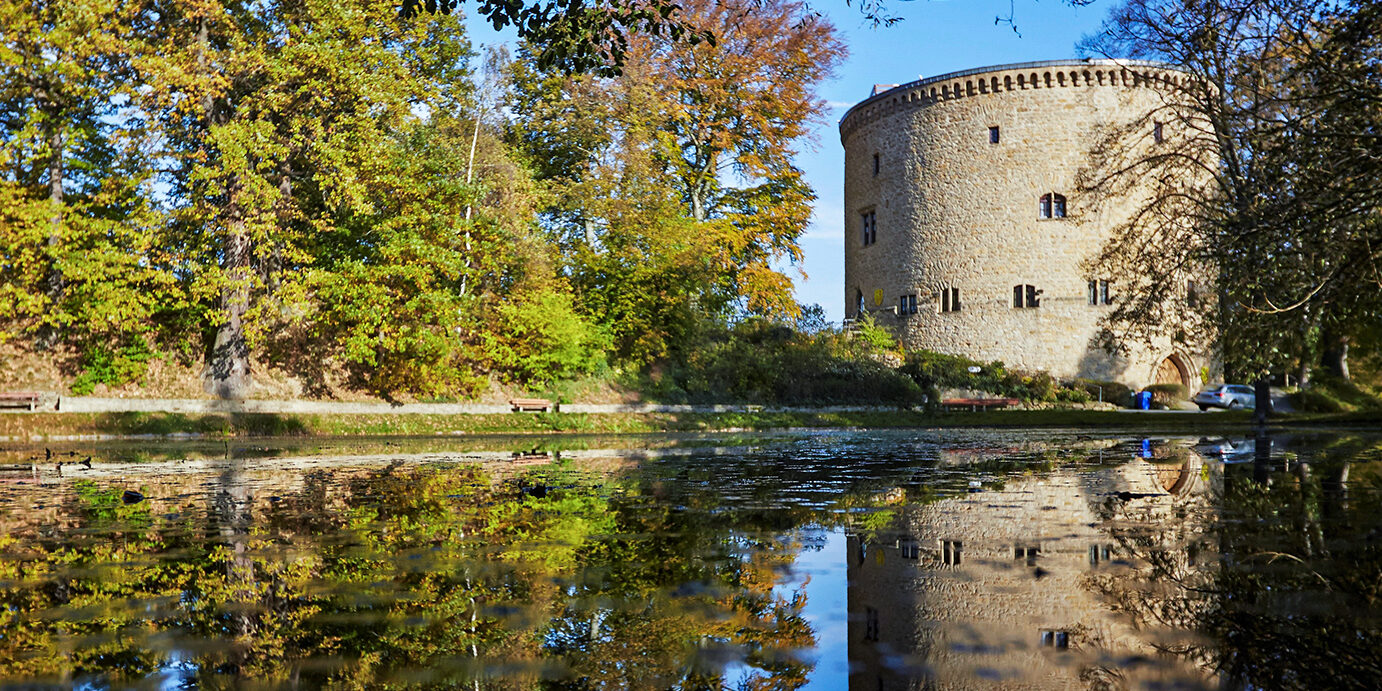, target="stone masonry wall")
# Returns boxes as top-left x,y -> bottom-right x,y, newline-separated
841,60 -> 1212,389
